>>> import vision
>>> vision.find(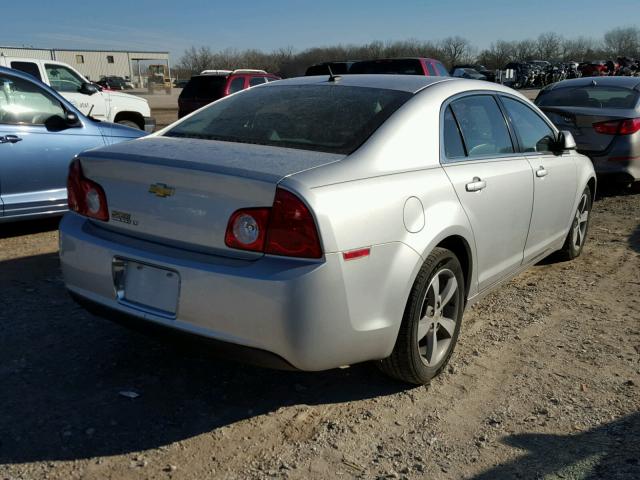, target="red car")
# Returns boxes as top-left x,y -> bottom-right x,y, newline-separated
581,60 -> 618,77
178,69 -> 280,118
348,58 -> 450,76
